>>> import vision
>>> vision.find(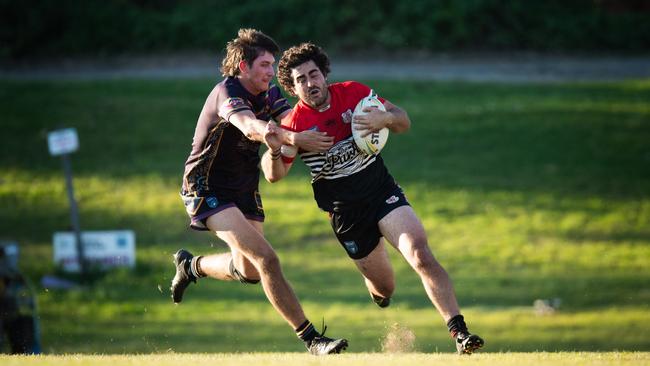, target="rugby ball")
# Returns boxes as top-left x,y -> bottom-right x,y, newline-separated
351,90 -> 389,155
